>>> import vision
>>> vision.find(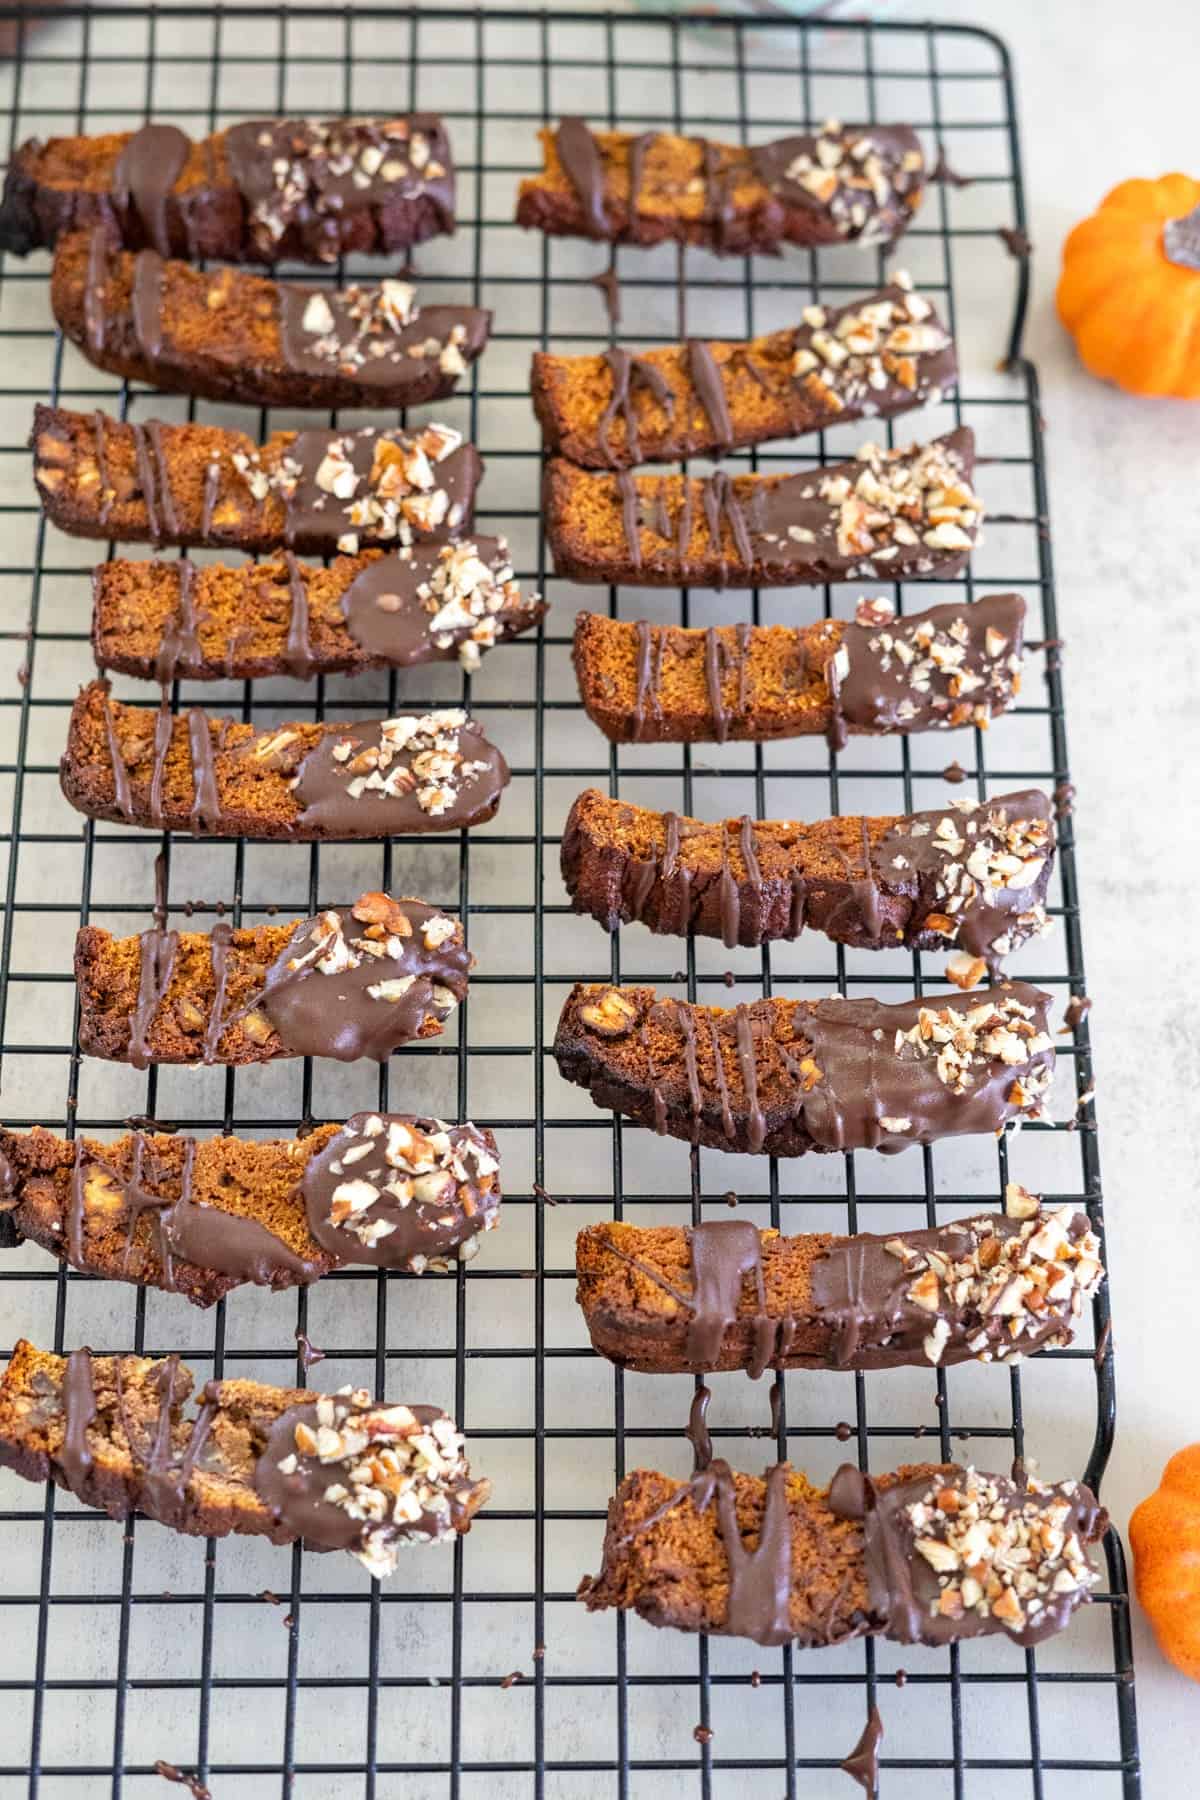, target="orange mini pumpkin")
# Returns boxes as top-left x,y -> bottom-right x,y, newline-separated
1130,1443 -> 1200,1679
1057,174 -> 1200,397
